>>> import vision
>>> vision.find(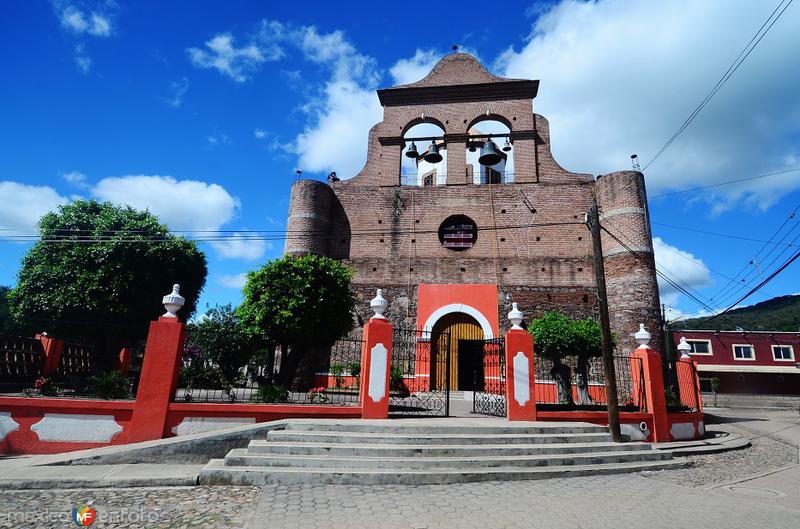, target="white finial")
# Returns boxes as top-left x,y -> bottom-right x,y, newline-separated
677,336 -> 692,358
162,284 -> 185,318
508,302 -> 524,330
633,323 -> 651,349
370,289 -> 388,320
